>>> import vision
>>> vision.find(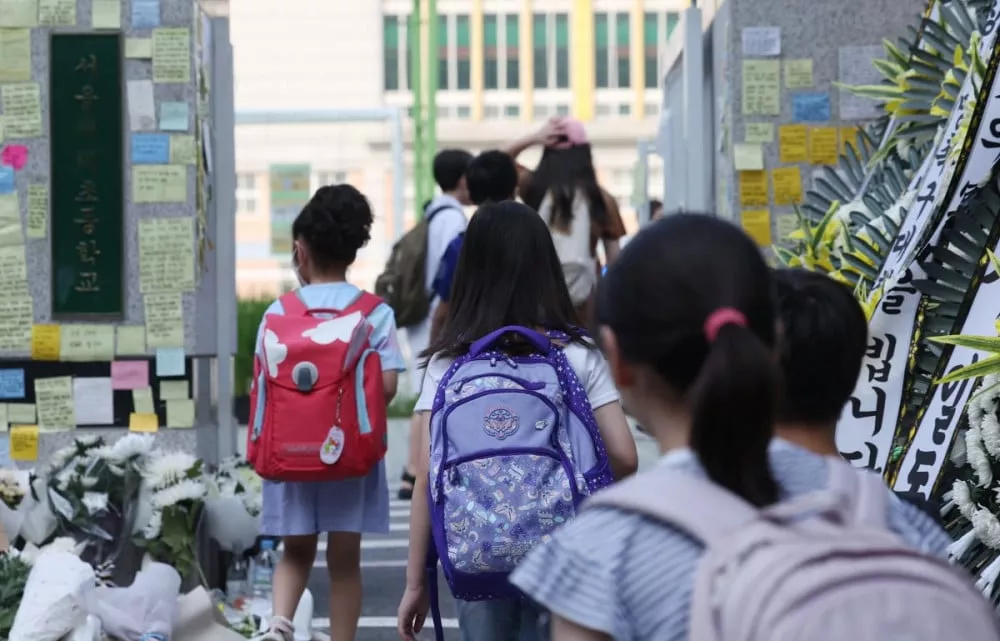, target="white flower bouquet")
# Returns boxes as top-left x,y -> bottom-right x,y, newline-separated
204,456 -> 262,553
0,470 -> 26,511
